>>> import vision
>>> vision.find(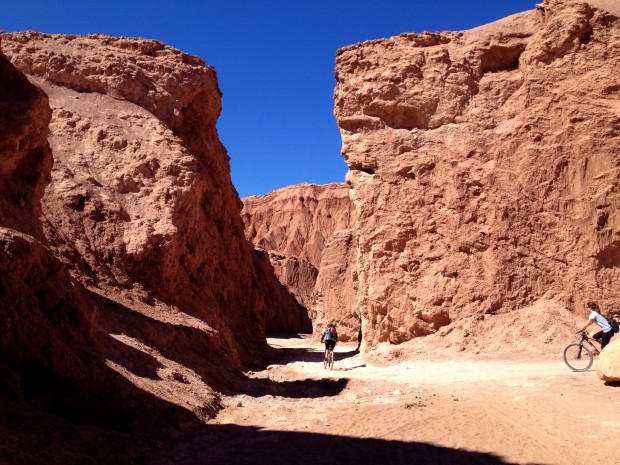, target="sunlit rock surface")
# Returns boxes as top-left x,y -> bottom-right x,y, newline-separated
334,0 -> 620,346
597,337 -> 620,382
